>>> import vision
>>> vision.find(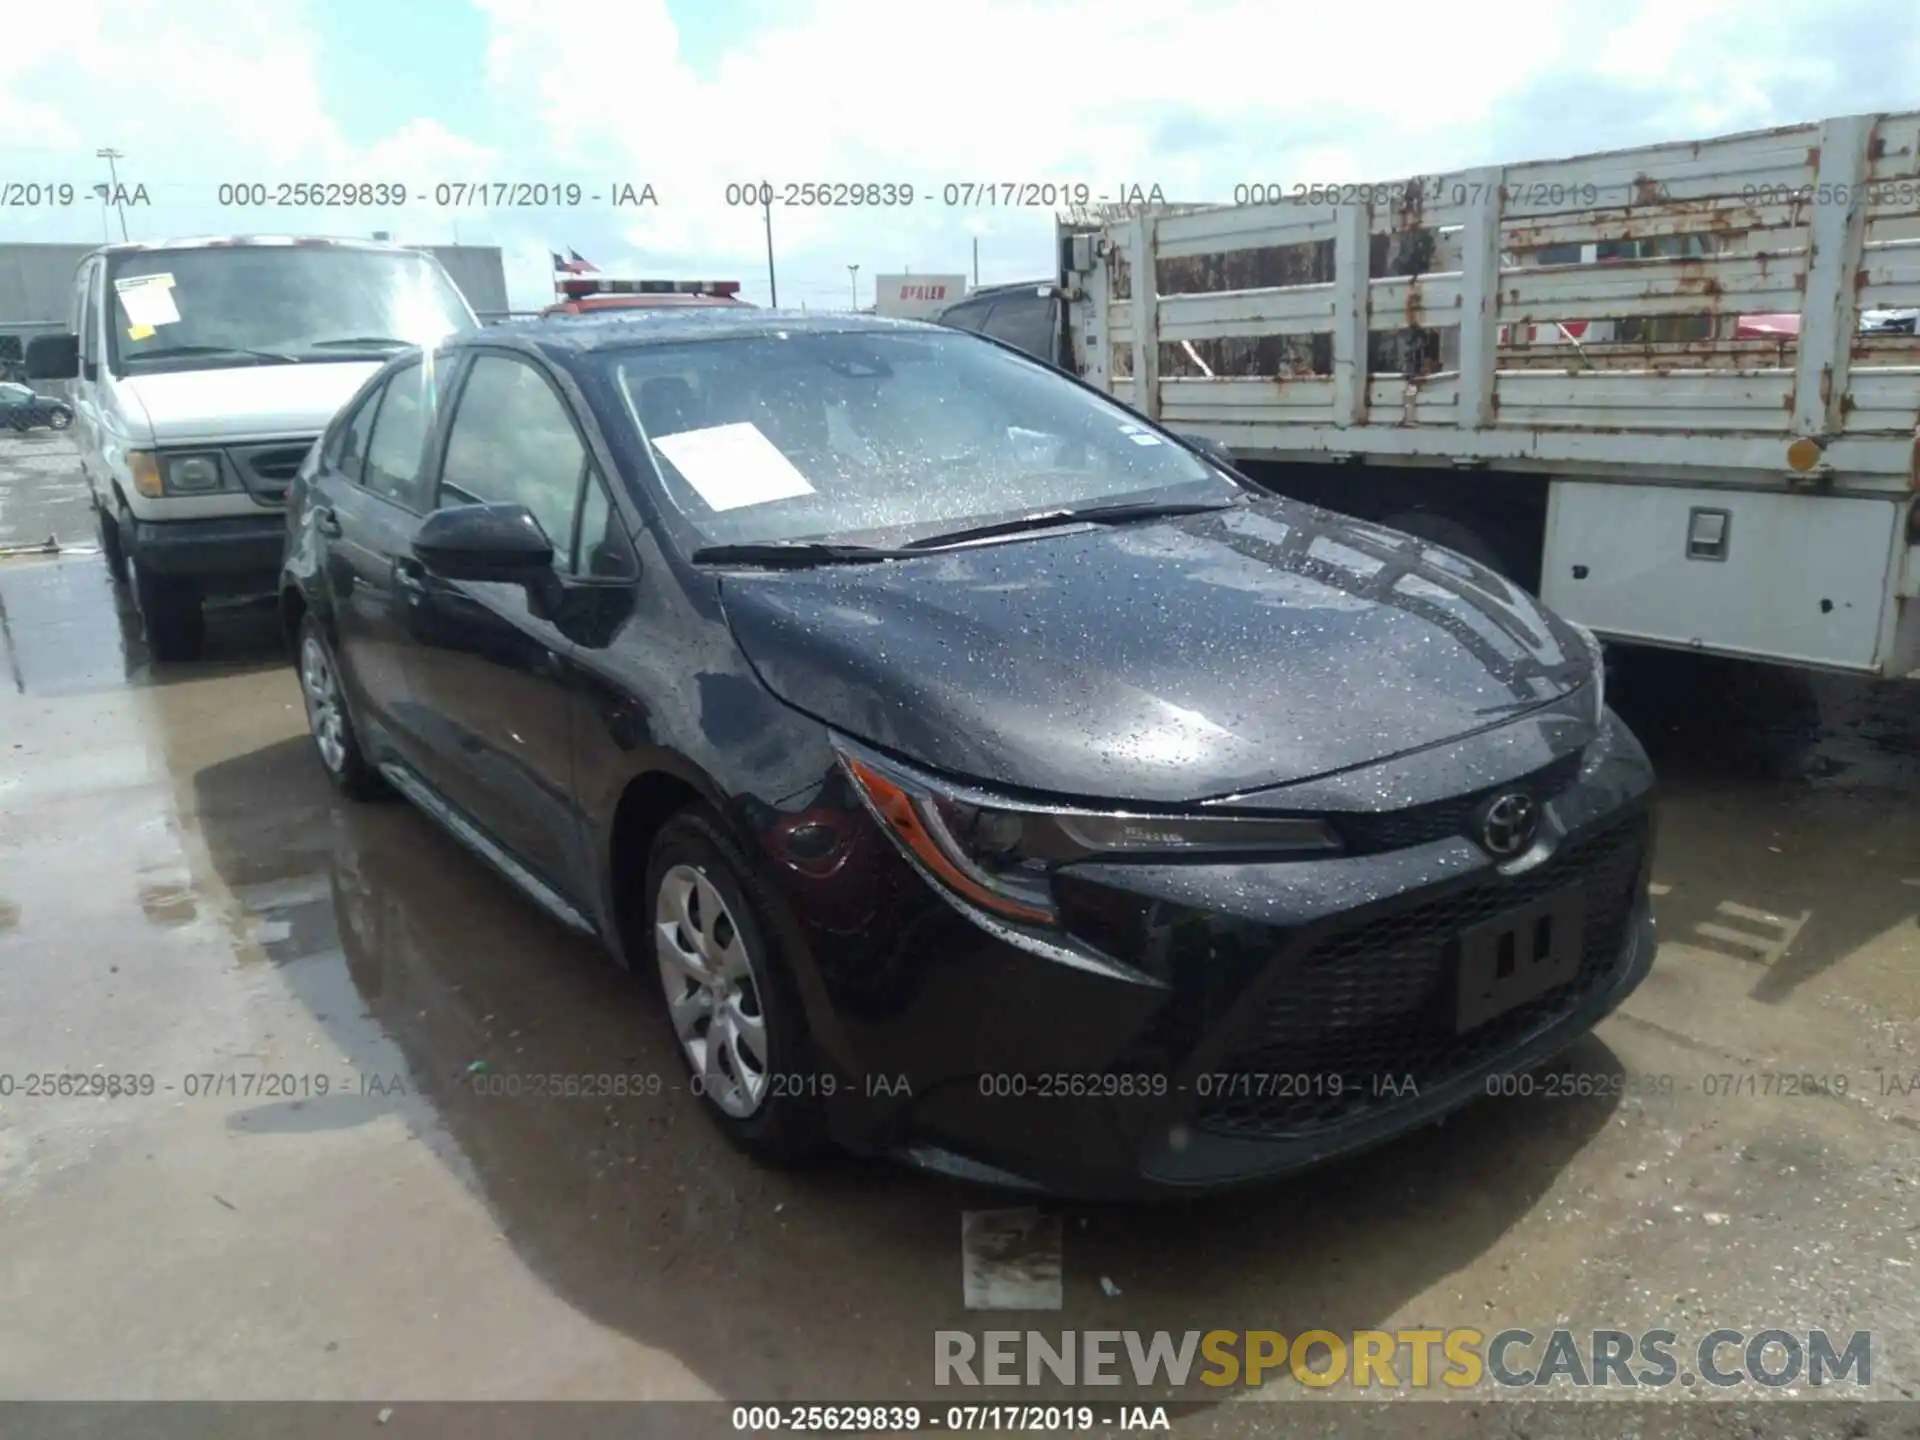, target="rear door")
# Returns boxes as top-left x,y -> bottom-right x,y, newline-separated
306,359 -> 438,762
